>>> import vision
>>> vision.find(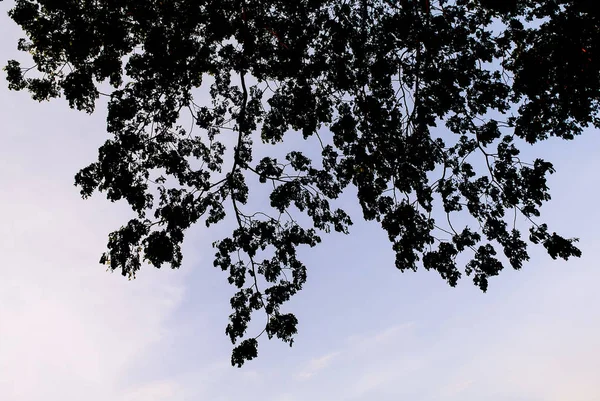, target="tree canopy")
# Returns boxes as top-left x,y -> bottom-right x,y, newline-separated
3,0 -> 597,366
